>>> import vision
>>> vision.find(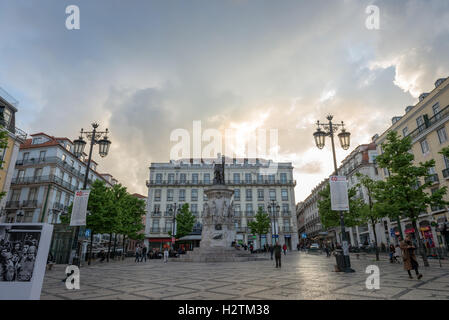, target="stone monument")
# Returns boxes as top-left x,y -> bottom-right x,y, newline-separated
178,156 -> 265,262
